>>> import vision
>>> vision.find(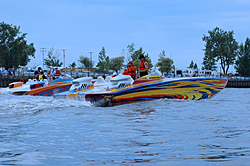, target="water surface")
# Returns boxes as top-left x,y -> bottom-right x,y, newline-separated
0,88 -> 250,165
